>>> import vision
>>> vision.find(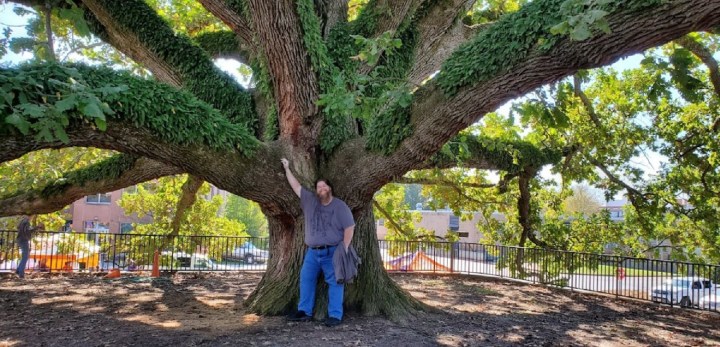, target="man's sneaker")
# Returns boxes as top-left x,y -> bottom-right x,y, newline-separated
324,317 -> 342,327
286,310 -> 312,322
